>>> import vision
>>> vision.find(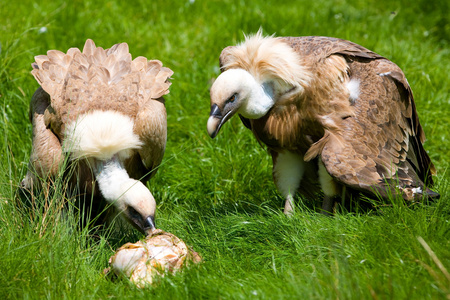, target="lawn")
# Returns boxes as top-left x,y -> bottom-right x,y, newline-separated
0,0 -> 449,299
